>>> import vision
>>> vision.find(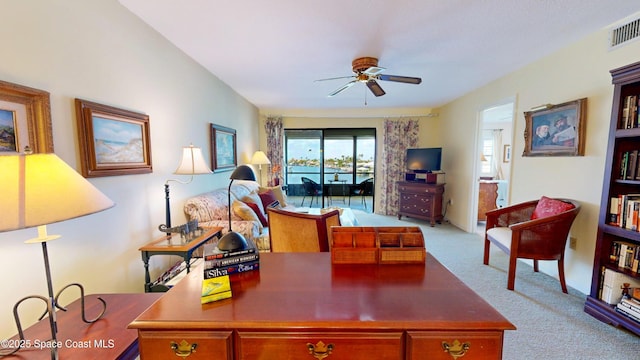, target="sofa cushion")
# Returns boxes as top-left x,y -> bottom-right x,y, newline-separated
258,190 -> 279,209
232,200 -> 264,230
245,202 -> 268,226
259,185 -> 288,207
531,196 -> 575,220
242,192 -> 266,217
